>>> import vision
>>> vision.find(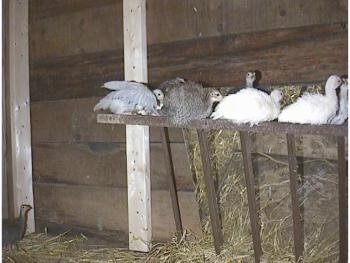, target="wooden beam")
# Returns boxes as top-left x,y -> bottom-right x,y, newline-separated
8,0 -> 35,232
197,129 -> 223,254
2,0 -> 7,219
160,127 -> 183,238
123,0 -> 151,252
97,114 -> 348,137
286,134 -> 304,262
337,136 -> 348,263
239,131 -> 262,262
